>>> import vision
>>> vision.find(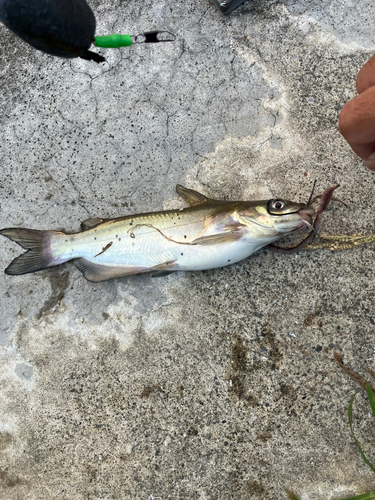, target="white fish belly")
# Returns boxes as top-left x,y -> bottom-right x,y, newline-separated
172,238 -> 264,271
73,235 -> 272,272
